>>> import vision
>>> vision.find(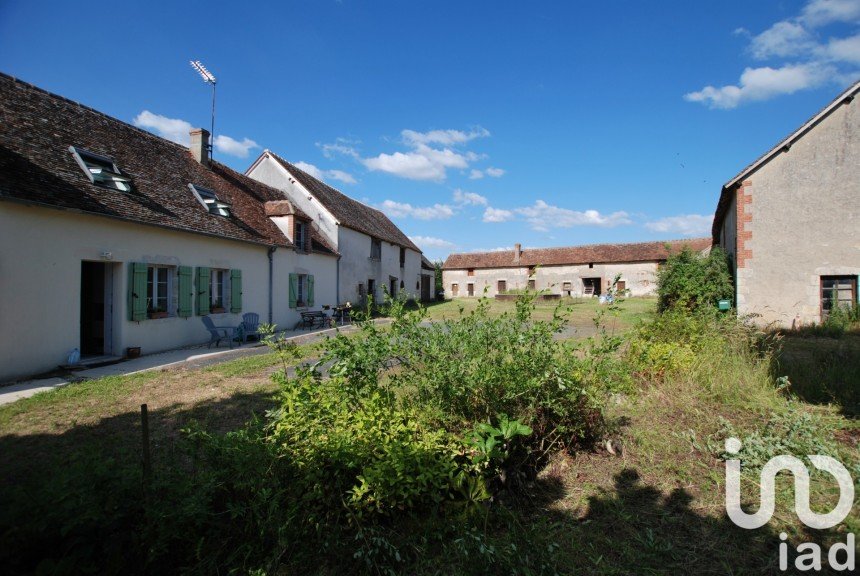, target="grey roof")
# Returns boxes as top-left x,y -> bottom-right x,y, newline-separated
259,151 -> 421,252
